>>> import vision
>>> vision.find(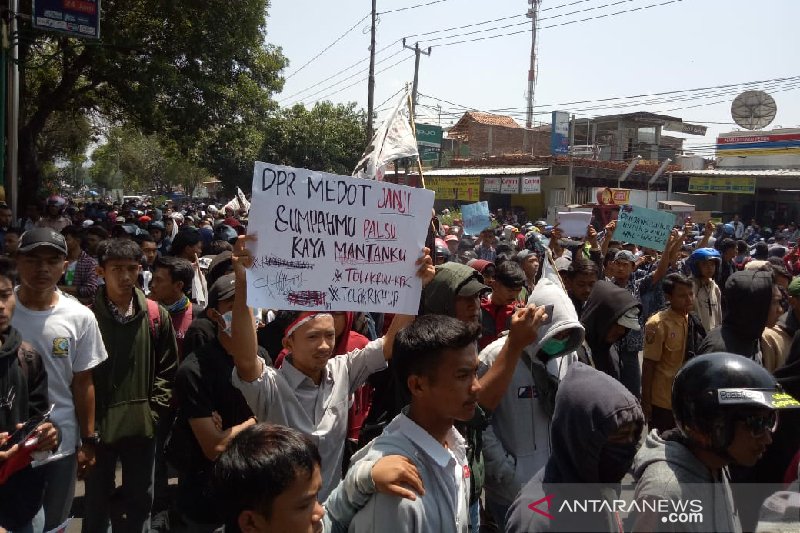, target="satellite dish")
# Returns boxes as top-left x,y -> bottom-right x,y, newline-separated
731,90 -> 777,130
